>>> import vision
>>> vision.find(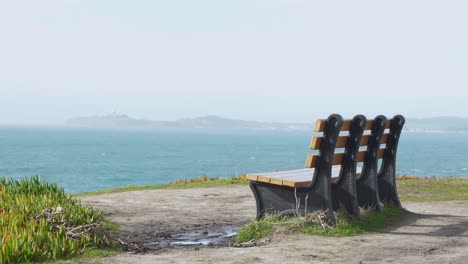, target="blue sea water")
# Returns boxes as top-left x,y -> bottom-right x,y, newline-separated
1,126 -> 467,194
